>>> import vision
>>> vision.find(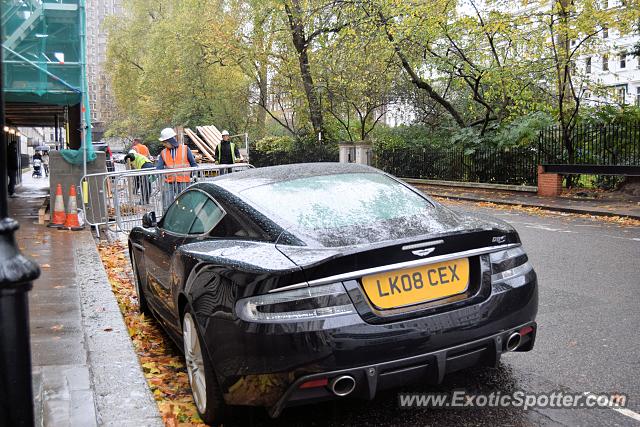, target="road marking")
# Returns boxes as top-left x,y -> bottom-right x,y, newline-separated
603,235 -> 640,243
582,392 -> 640,422
523,224 -> 573,232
